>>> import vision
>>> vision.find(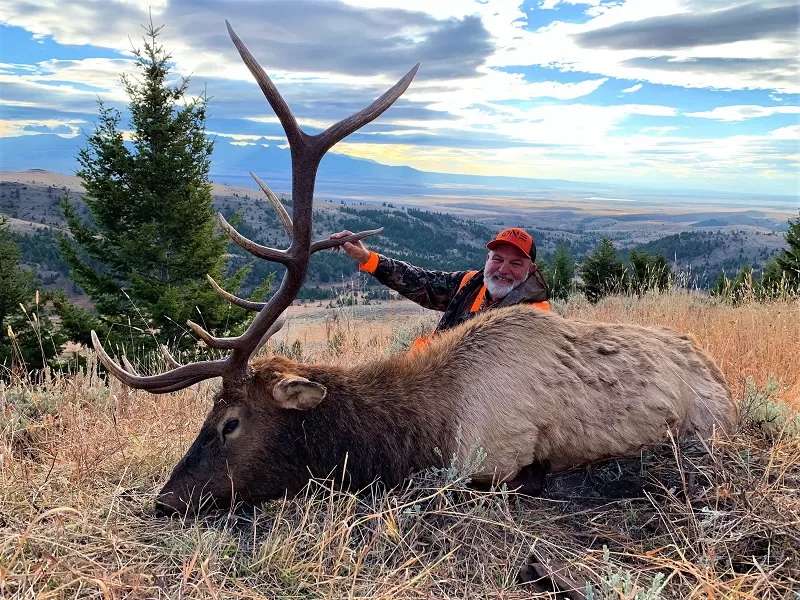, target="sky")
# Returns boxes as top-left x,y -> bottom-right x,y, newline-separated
0,0 -> 798,197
